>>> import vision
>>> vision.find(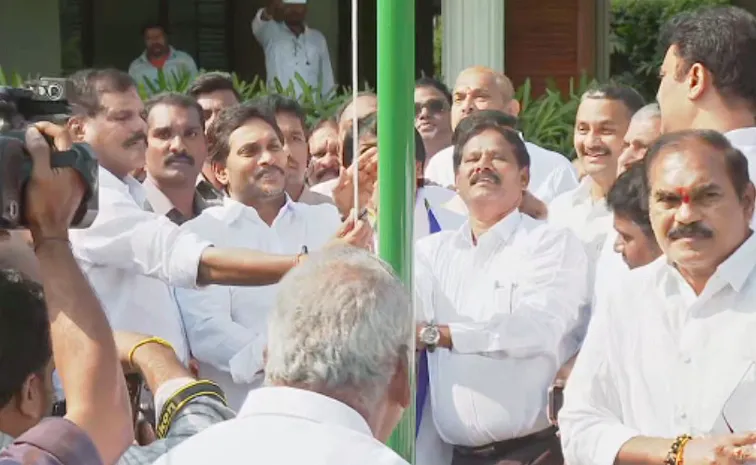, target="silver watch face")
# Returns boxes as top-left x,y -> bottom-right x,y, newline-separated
420,325 -> 440,346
